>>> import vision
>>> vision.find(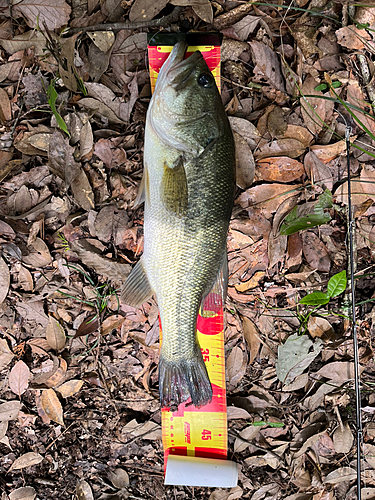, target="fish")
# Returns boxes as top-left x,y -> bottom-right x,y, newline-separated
121,41 -> 236,408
